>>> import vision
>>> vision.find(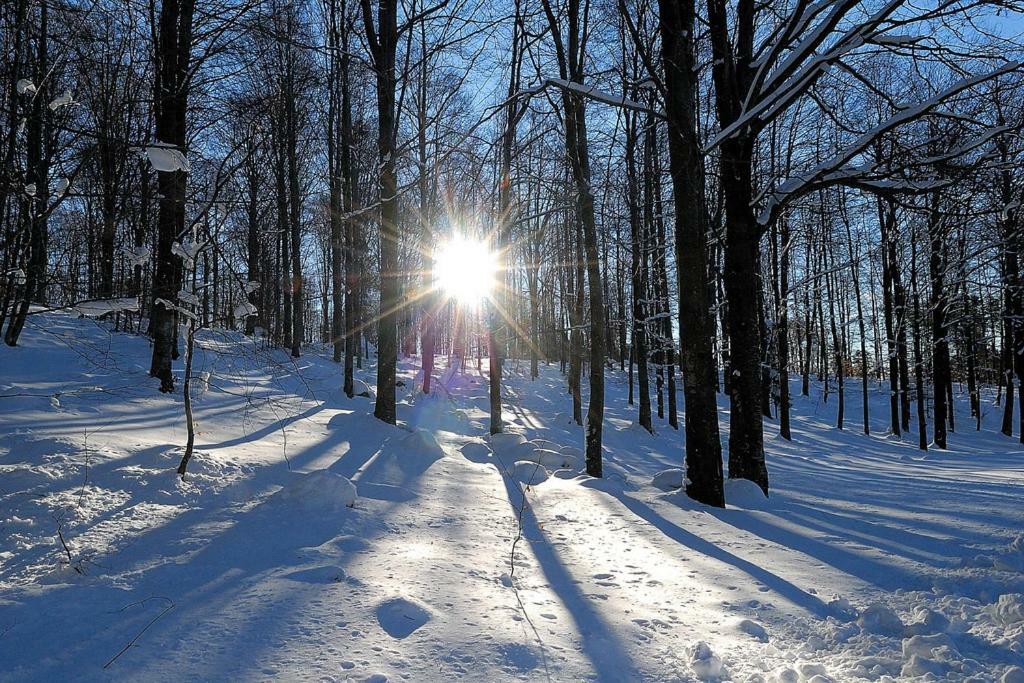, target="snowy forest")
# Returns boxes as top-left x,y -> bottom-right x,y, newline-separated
2,0 -> 1024,680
